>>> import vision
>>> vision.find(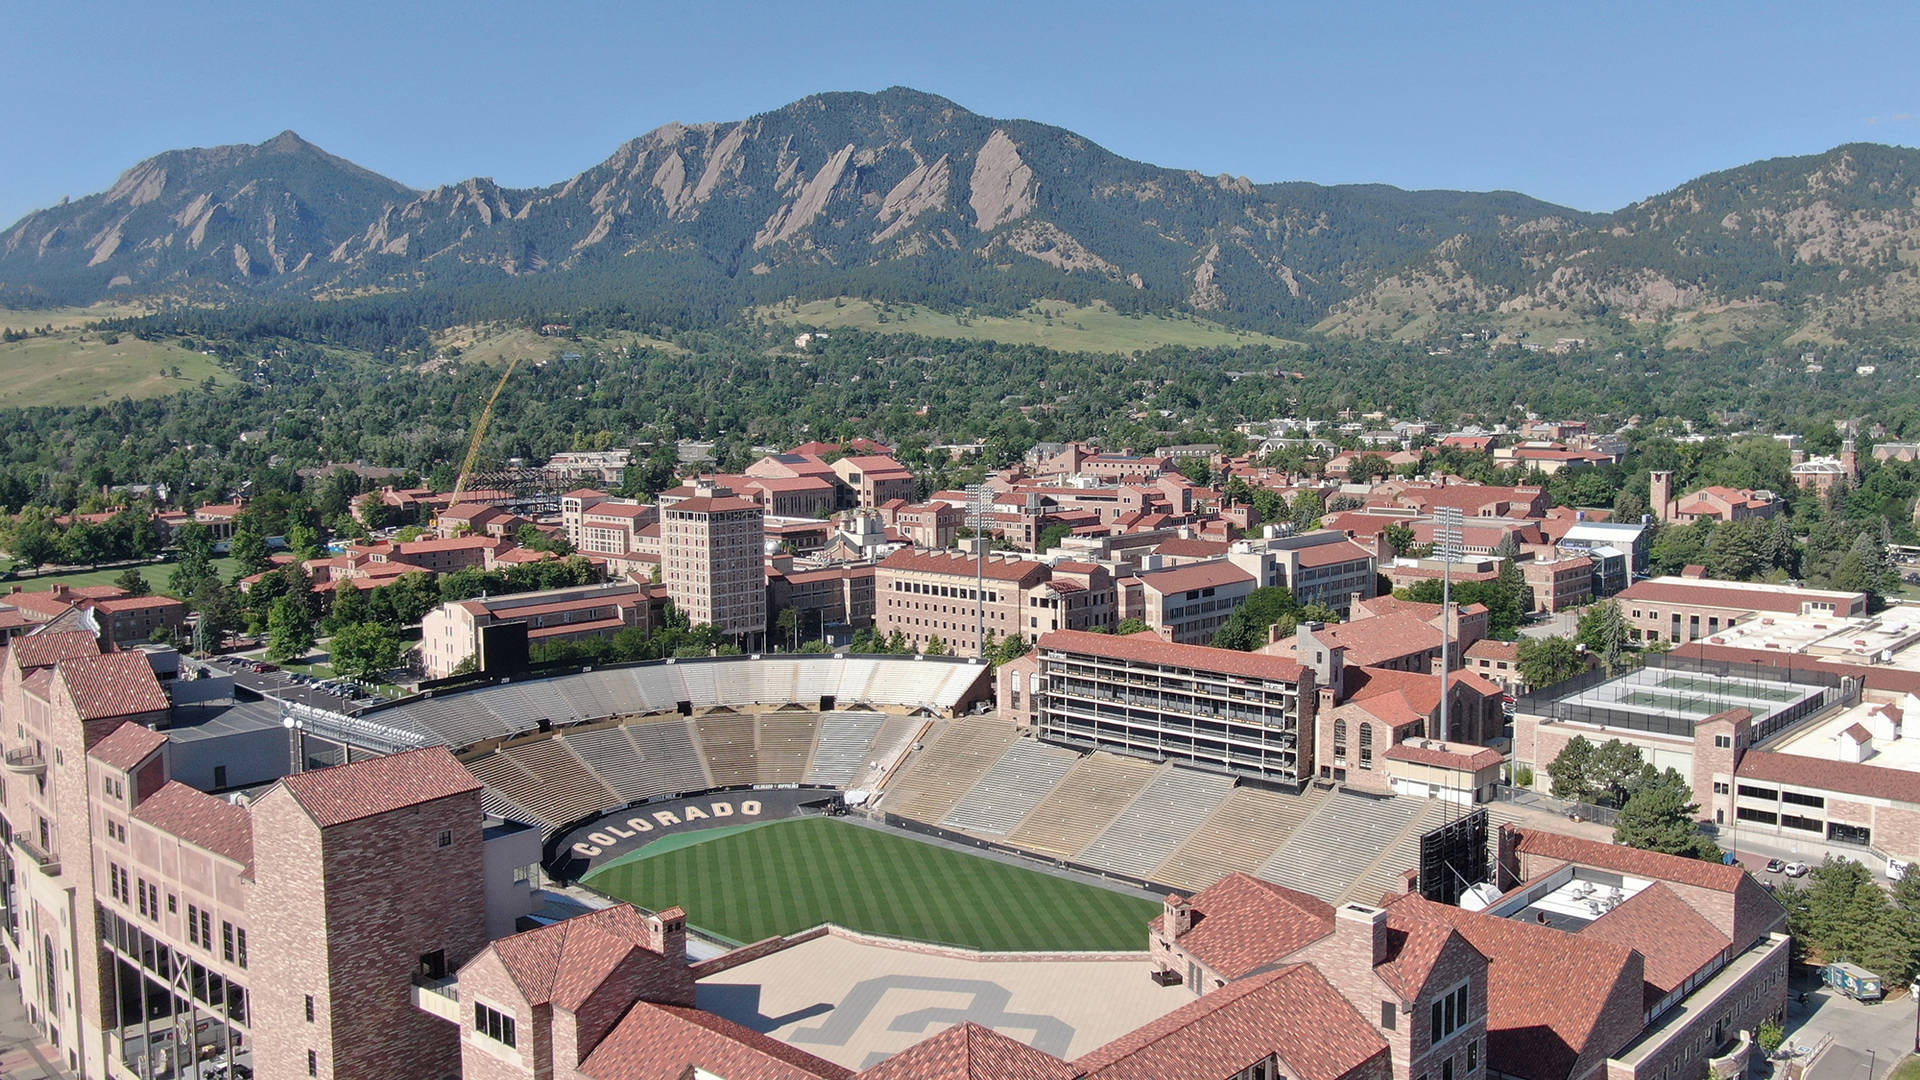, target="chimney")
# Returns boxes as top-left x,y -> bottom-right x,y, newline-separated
1791,448 -> 1807,467
1842,438 -> 1859,478
1335,902 -> 1393,969
1164,894 -> 1193,936
646,906 -> 689,961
